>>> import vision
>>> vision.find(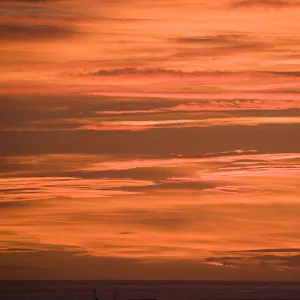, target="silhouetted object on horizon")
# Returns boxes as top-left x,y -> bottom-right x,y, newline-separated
93,288 -> 98,300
